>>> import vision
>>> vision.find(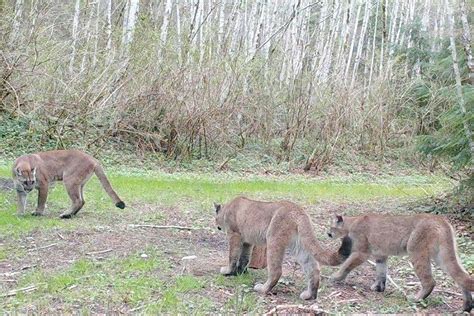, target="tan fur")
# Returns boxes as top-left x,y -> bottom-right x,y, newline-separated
12,150 -> 125,218
214,196 -> 349,300
328,213 -> 473,312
